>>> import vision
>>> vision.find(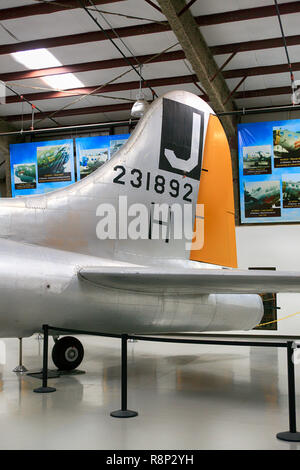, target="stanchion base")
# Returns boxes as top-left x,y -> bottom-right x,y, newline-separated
277,431 -> 300,442
13,365 -> 28,373
110,409 -> 138,418
27,370 -> 60,380
33,386 -> 56,394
